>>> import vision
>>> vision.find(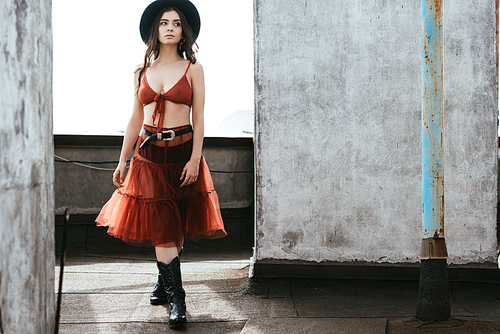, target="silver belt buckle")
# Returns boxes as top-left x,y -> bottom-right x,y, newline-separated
158,130 -> 175,141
